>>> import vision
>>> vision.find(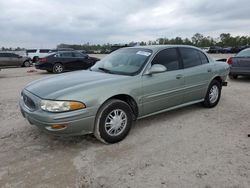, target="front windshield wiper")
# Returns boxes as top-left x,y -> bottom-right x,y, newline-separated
98,67 -> 113,74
